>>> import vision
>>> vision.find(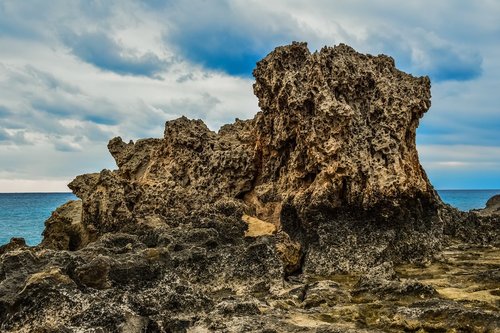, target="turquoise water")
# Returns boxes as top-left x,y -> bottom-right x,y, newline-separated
0,190 -> 498,246
0,193 -> 76,246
